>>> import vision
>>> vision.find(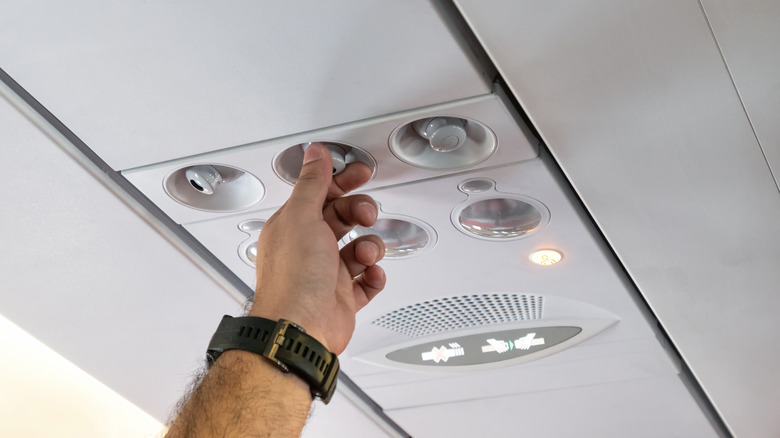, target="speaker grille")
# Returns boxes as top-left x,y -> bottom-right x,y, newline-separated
372,293 -> 544,338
